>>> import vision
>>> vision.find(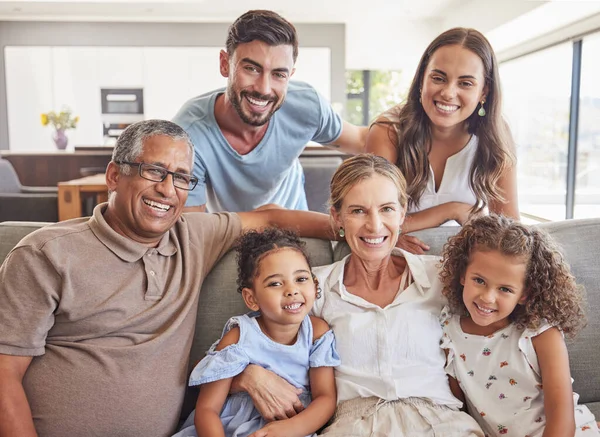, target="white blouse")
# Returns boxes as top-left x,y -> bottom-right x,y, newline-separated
312,249 -> 461,408
411,135 -> 480,226
379,105 -> 481,226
